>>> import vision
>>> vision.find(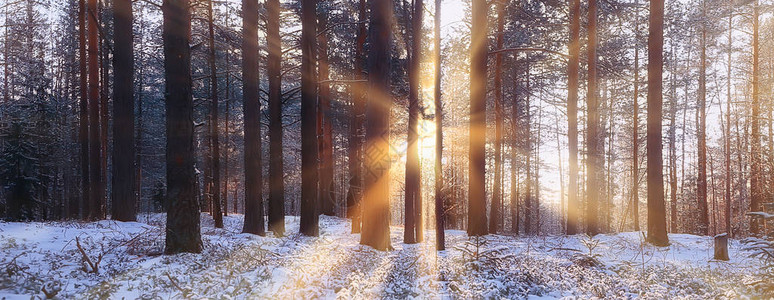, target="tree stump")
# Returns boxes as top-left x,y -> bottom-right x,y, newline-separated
714,233 -> 729,261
